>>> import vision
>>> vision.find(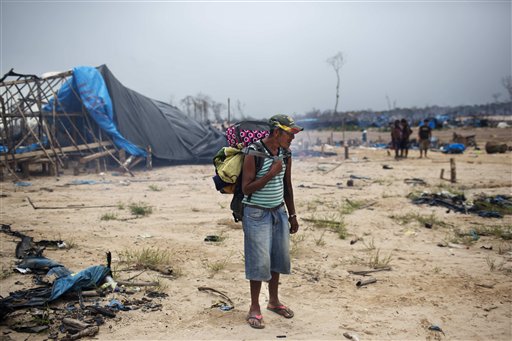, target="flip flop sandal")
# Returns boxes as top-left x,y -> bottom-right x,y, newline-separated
246,314 -> 265,329
267,305 -> 294,318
